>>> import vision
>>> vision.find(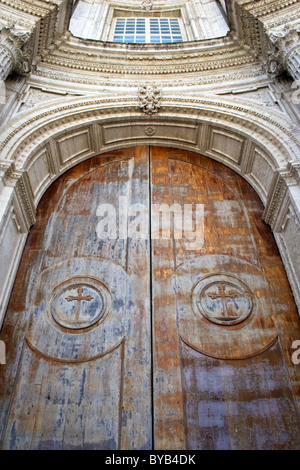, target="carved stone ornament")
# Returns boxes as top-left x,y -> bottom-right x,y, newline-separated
50,278 -> 108,331
138,85 -> 162,115
141,0 -> 154,12
267,23 -> 300,80
192,274 -> 254,326
268,23 -> 300,55
0,24 -> 31,80
265,50 -> 285,76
